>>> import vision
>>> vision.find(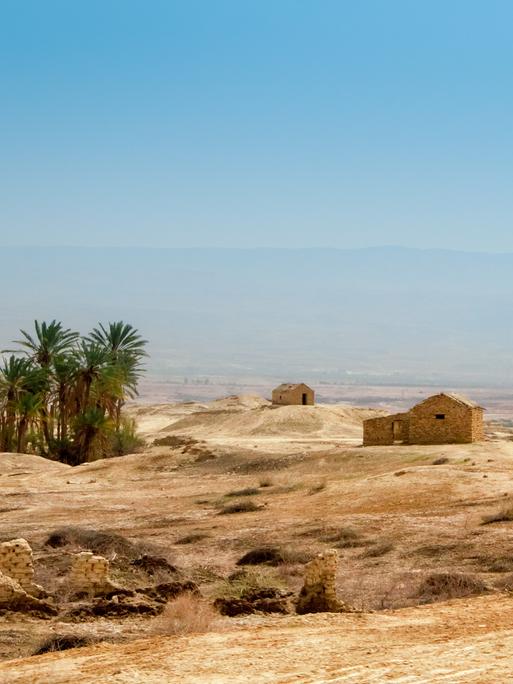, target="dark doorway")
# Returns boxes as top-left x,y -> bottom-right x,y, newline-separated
302,393 -> 308,405
392,420 -> 403,443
